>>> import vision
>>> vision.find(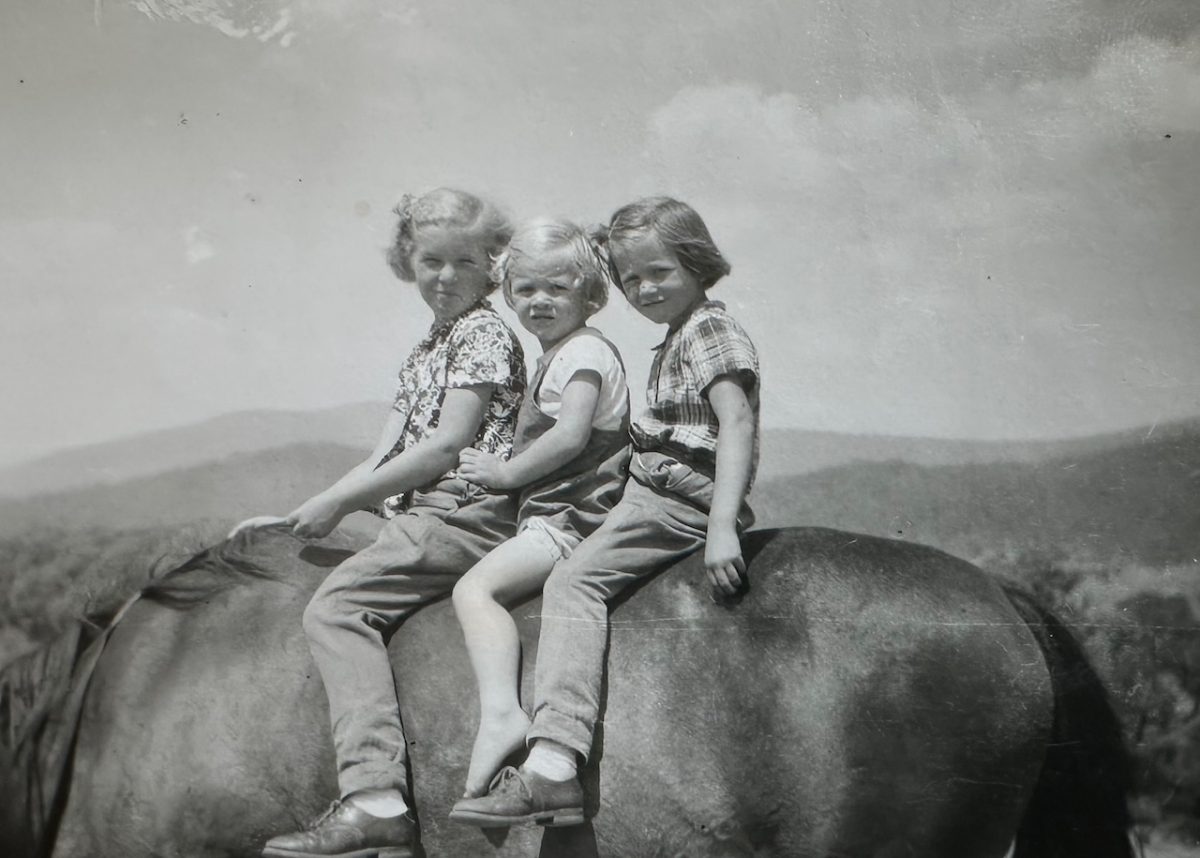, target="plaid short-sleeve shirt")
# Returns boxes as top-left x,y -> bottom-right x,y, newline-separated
377,300 -> 526,516
630,300 -> 760,482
